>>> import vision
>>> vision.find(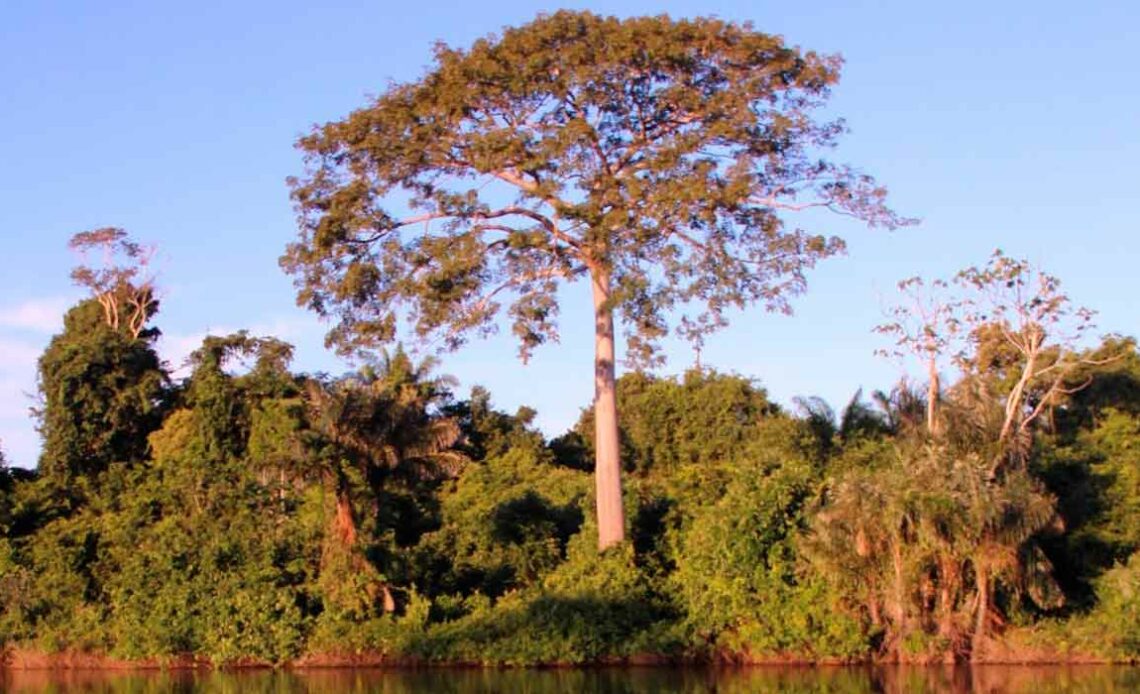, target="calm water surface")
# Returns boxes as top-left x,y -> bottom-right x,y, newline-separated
3,666 -> 1138,693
